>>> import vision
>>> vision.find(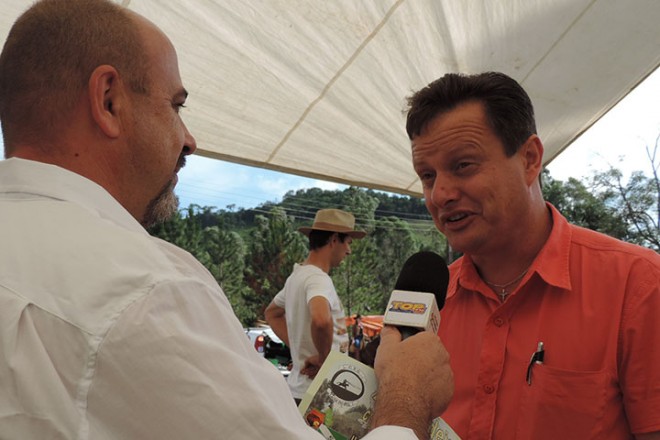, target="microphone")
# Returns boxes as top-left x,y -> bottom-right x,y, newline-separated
383,251 -> 449,340
358,251 -> 449,366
